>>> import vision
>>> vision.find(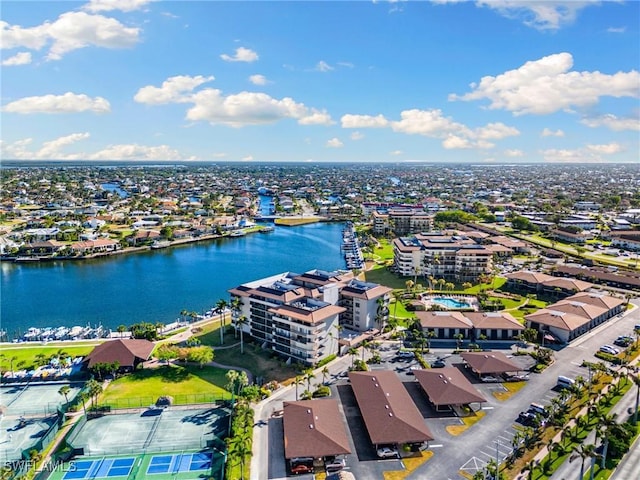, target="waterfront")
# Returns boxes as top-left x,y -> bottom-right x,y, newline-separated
1,222 -> 346,337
